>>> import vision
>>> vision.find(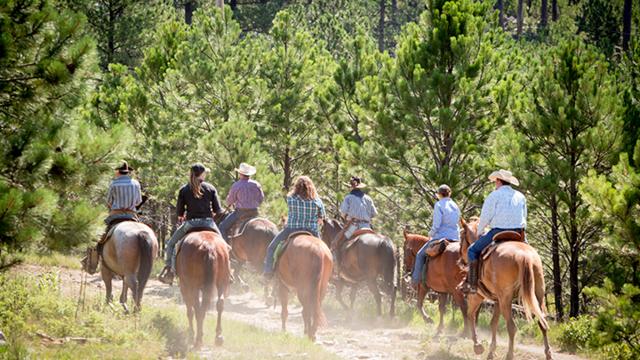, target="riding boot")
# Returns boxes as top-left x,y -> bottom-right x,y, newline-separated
463,260 -> 479,294
158,266 -> 175,285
